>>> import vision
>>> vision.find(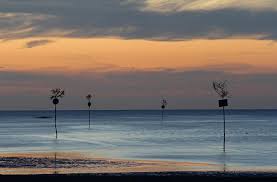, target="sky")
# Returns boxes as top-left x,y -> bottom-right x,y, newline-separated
0,0 -> 277,110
